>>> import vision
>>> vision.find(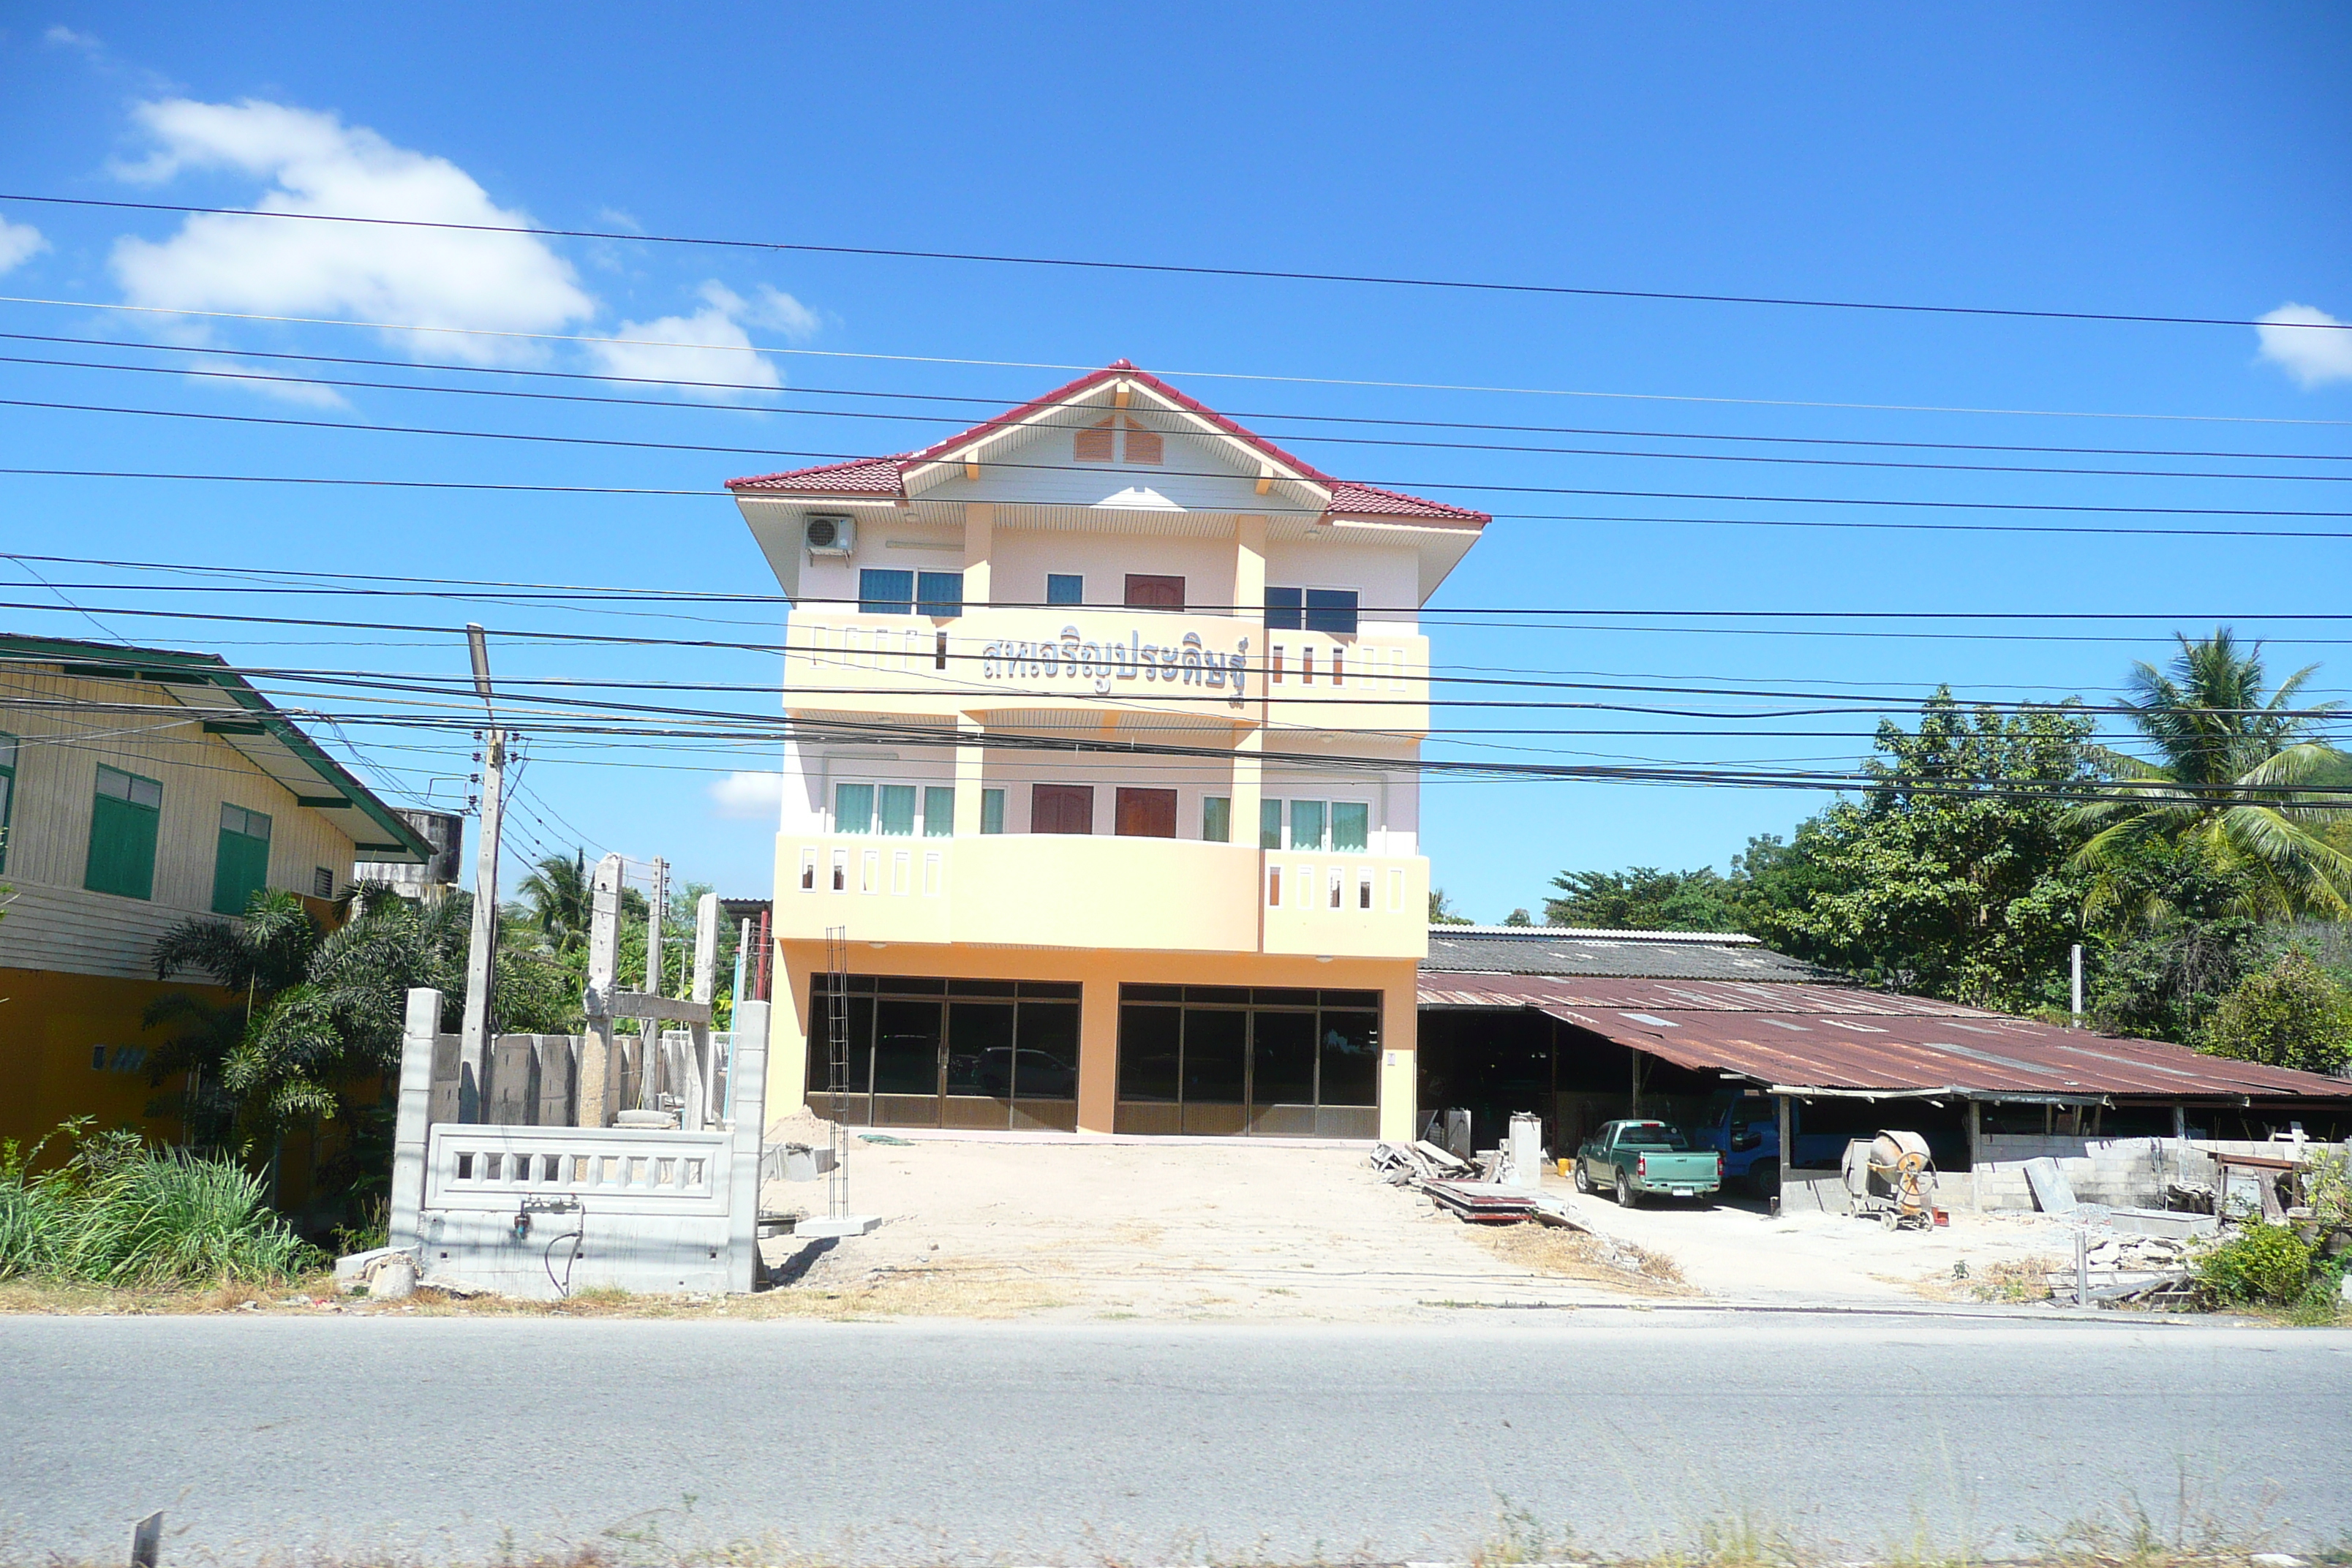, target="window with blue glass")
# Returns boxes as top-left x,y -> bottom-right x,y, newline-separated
1264,586 -> 1359,636
859,569 -> 913,614
916,571 -> 963,619
1046,573 -> 1084,606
